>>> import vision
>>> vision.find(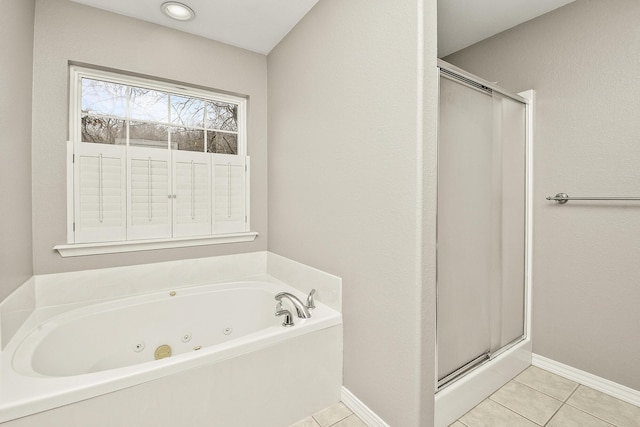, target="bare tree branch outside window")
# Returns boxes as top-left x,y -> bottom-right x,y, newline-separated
80,78 -> 240,154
